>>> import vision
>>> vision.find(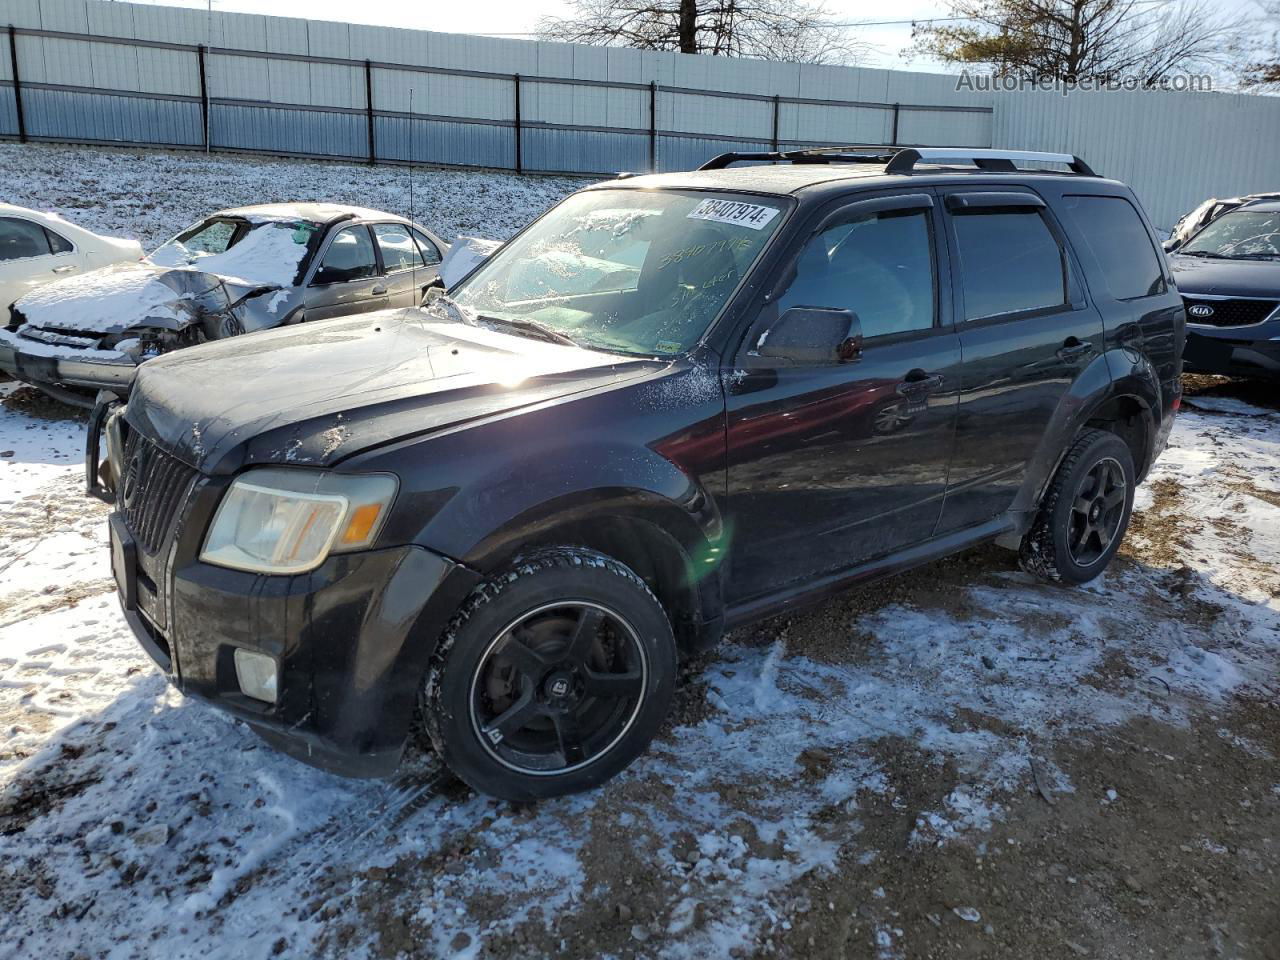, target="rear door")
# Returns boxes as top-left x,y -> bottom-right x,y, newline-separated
303,224 -> 388,321
0,216 -> 72,310
935,187 -> 1106,534
371,222 -> 433,307
724,190 -> 962,602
